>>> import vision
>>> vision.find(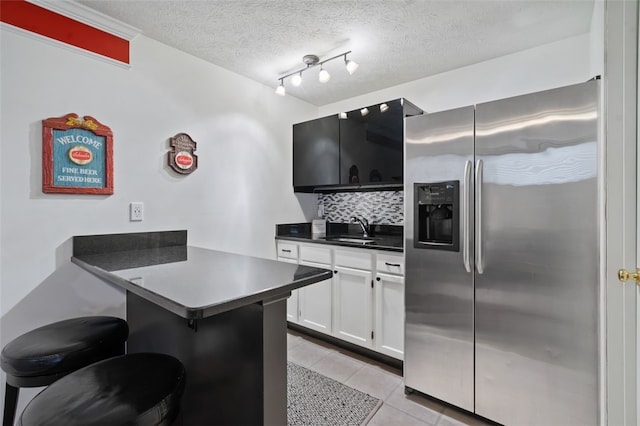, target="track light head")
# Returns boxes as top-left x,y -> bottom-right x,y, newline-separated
275,80 -> 285,96
345,55 -> 359,75
318,67 -> 331,83
291,72 -> 302,87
